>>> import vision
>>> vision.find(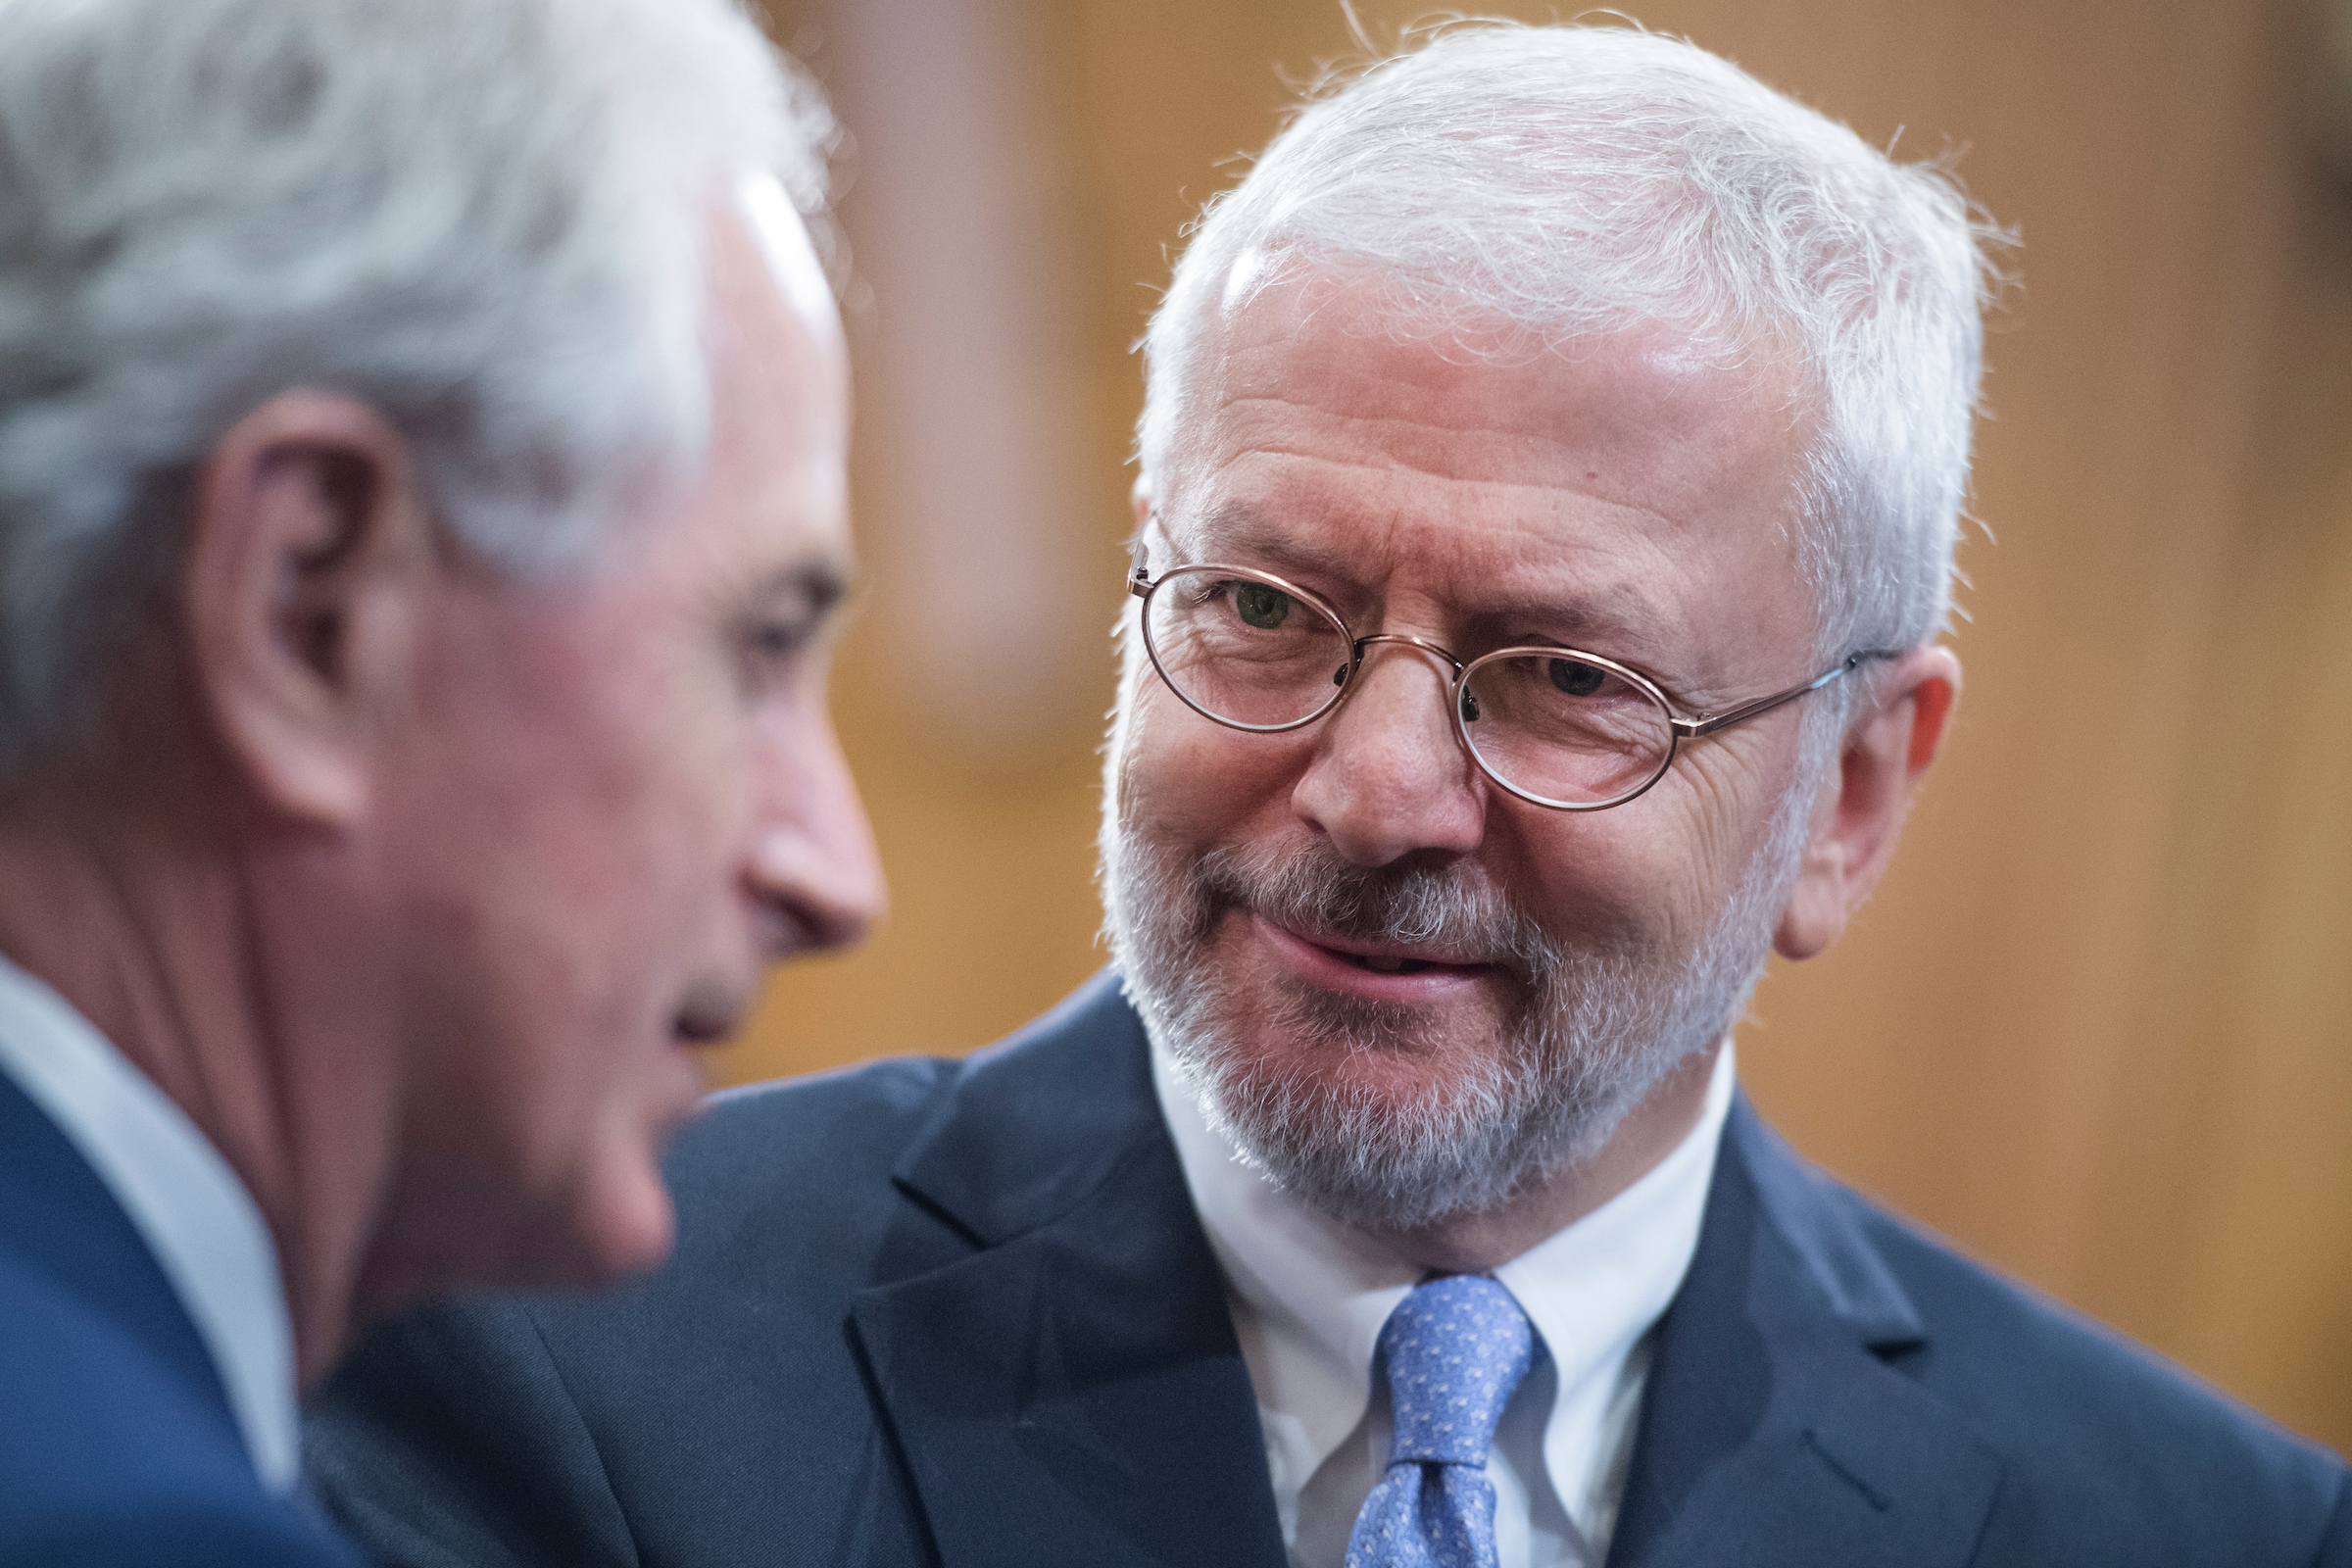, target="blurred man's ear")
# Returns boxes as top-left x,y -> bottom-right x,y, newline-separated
185,392 -> 438,826
1773,644 -> 1961,960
